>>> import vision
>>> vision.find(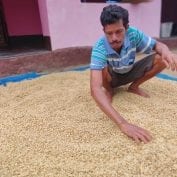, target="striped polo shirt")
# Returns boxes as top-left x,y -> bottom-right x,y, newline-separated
90,26 -> 156,74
